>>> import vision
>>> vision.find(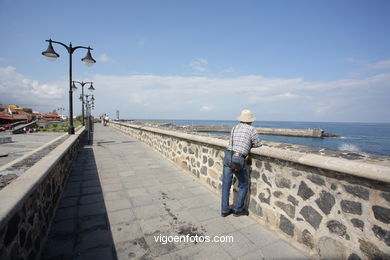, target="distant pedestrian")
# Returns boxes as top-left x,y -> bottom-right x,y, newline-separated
221,109 -> 262,217
104,115 -> 109,126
